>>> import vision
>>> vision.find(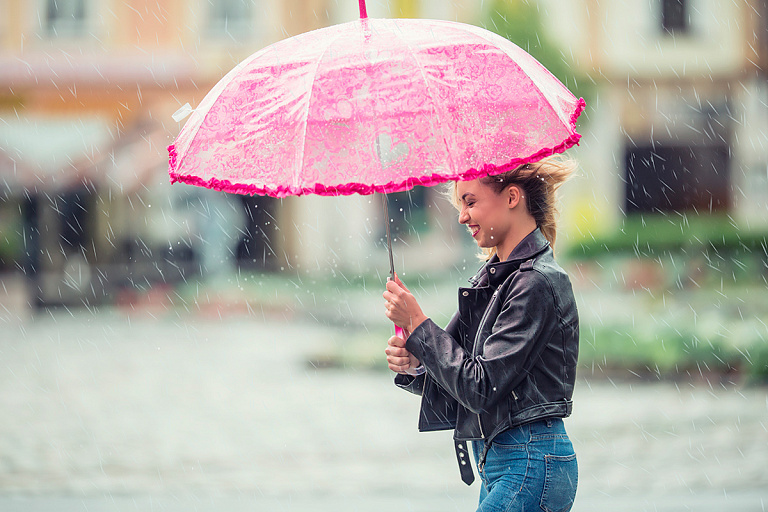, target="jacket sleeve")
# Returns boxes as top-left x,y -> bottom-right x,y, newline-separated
394,373 -> 425,395
392,309 -> 463,397
404,271 -> 557,414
